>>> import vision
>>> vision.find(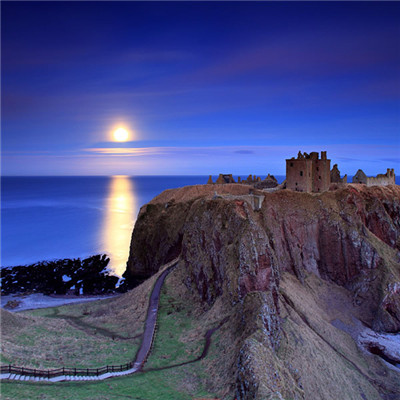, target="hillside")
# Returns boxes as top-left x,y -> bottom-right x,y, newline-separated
1,266 -> 221,399
125,183 -> 400,399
